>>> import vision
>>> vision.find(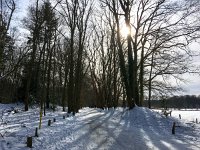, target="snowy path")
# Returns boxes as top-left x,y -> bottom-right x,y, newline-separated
0,104 -> 200,150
